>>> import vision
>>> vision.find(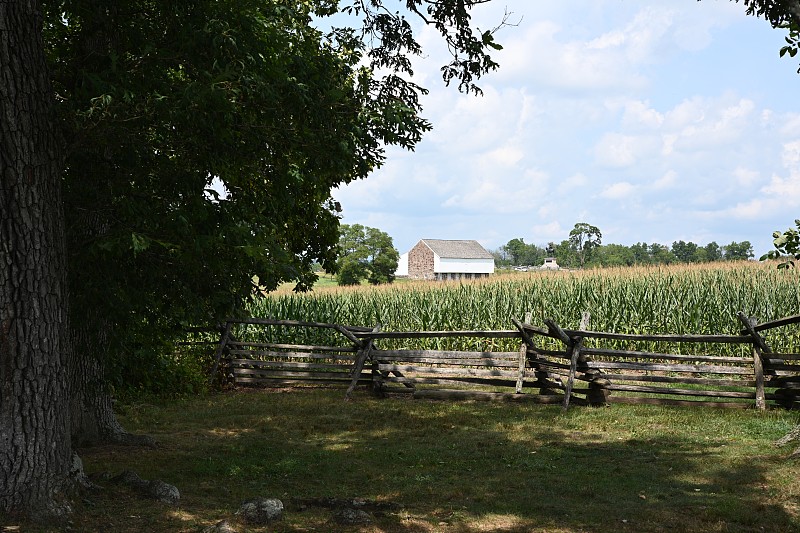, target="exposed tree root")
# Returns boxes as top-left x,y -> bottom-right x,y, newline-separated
109,471 -> 180,505
775,424 -> 800,458
105,428 -> 158,448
